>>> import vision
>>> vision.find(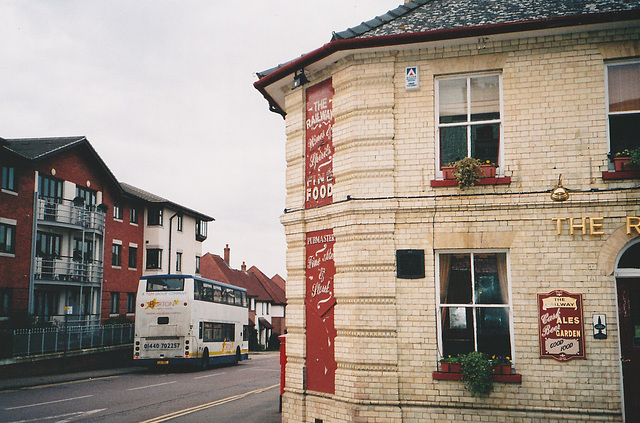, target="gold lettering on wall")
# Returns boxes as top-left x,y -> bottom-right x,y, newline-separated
627,216 -> 640,235
553,216 -> 638,236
